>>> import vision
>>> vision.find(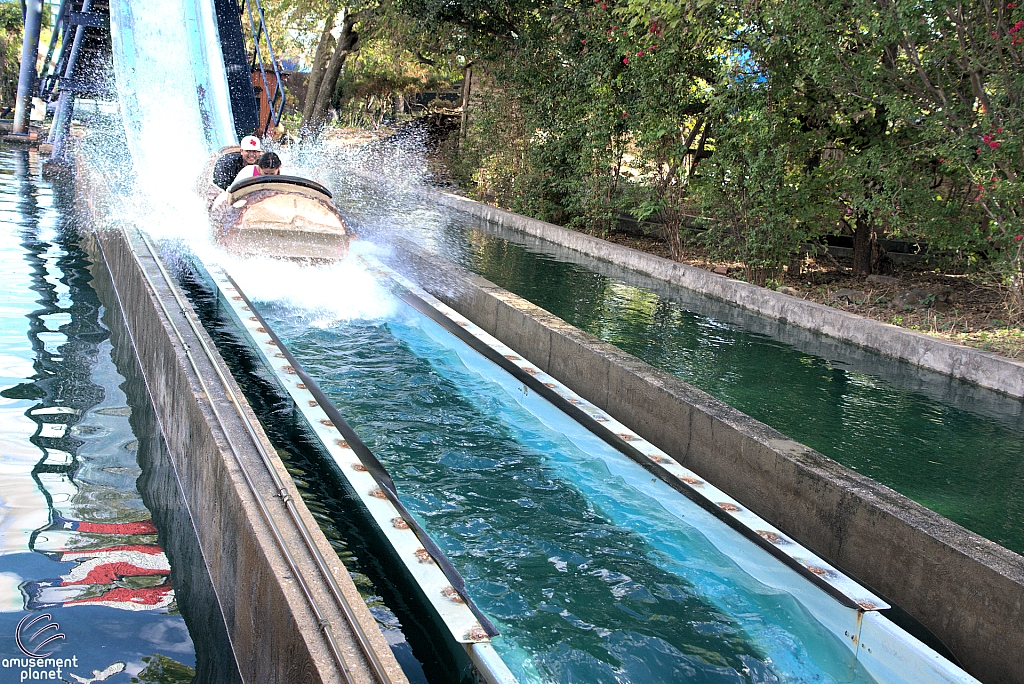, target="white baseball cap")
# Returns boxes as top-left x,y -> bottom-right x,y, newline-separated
240,135 -> 262,151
